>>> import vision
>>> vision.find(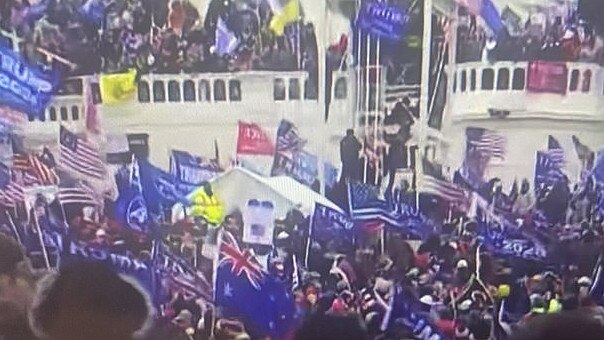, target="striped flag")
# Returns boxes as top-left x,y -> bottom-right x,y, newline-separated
58,186 -> 98,205
0,181 -> 25,207
418,174 -> 468,205
59,125 -> 105,179
13,153 -> 58,185
467,127 -> 507,159
546,135 -> 565,167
